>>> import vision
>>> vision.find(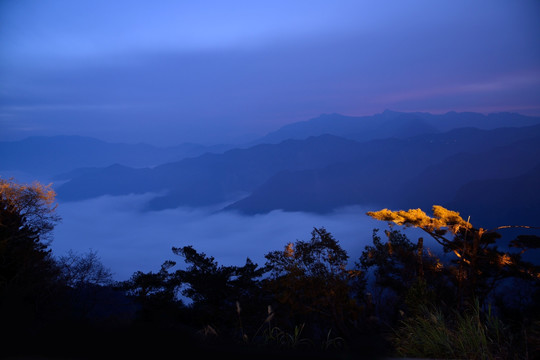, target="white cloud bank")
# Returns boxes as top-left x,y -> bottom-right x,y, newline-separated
52,193 -> 425,281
